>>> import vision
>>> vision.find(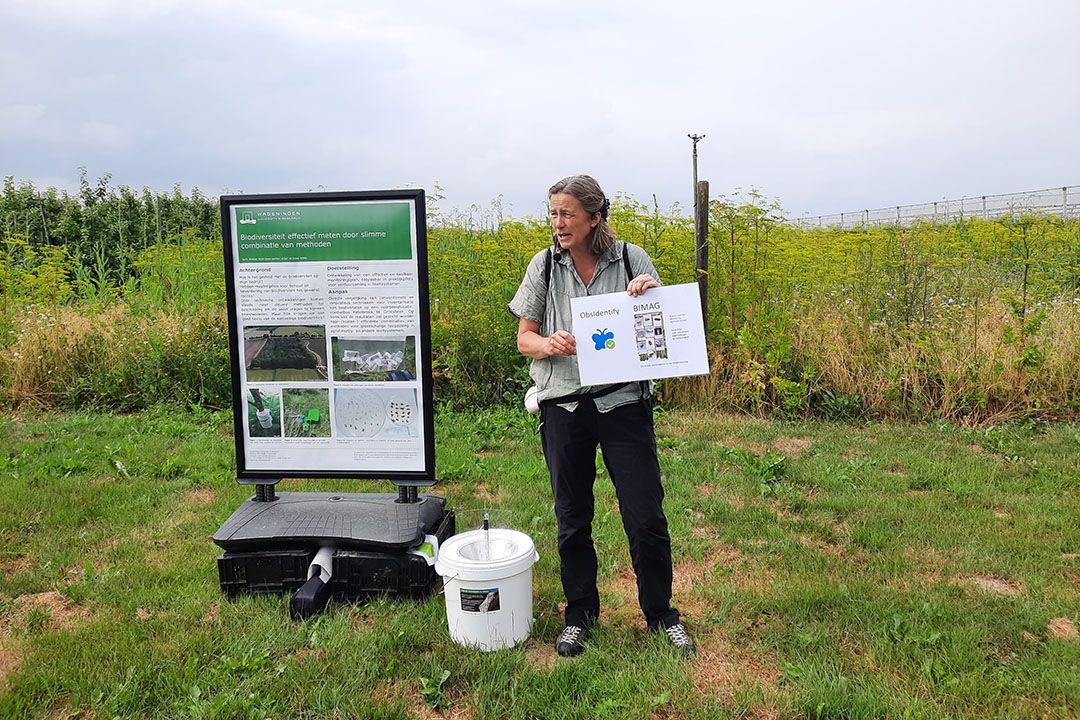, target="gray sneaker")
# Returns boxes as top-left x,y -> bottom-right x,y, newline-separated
555,624 -> 589,657
661,623 -> 696,657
